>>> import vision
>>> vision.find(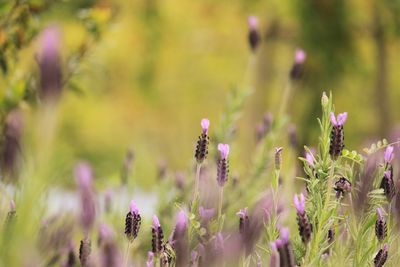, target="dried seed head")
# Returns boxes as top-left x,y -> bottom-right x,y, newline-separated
125,200 -> 141,242
275,147 -> 283,171
374,244 -> 388,267
79,238 -> 91,267
247,16 -> 260,51
151,215 -> 164,254
217,144 -> 230,187
195,119 -> 210,164
380,168 -> 395,201
329,112 -> 348,159
375,208 -> 387,242
334,177 -> 352,199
